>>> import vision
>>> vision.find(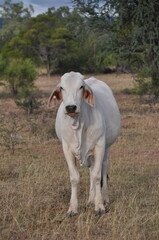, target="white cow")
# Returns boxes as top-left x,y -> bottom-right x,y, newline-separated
48,72 -> 120,217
